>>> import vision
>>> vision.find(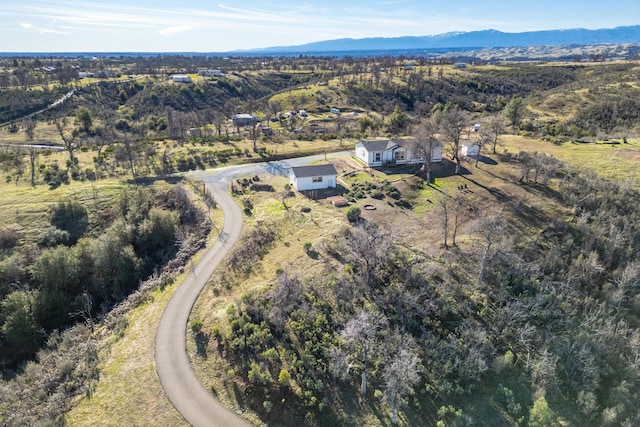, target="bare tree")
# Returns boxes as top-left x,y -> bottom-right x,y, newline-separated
345,222 -> 394,288
451,194 -> 468,246
438,107 -> 469,175
487,115 -> 505,154
384,348 -> 420,425
472,128 -> 492,167
55,116 -> 81,163
24,118 -> 38,186
267,269 -> 301,332
336,310 -> 389,395
437,195 -> 450,248
10,145 -> 25,185
27,146 -> 38,186
475,209 -> 505,287
414,119 -> 440,185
